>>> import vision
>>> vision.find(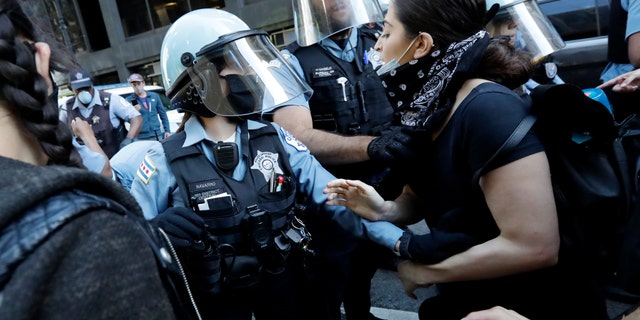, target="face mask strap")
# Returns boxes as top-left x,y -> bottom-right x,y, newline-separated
376,34 -> 420,76
397,35 -> 420,62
